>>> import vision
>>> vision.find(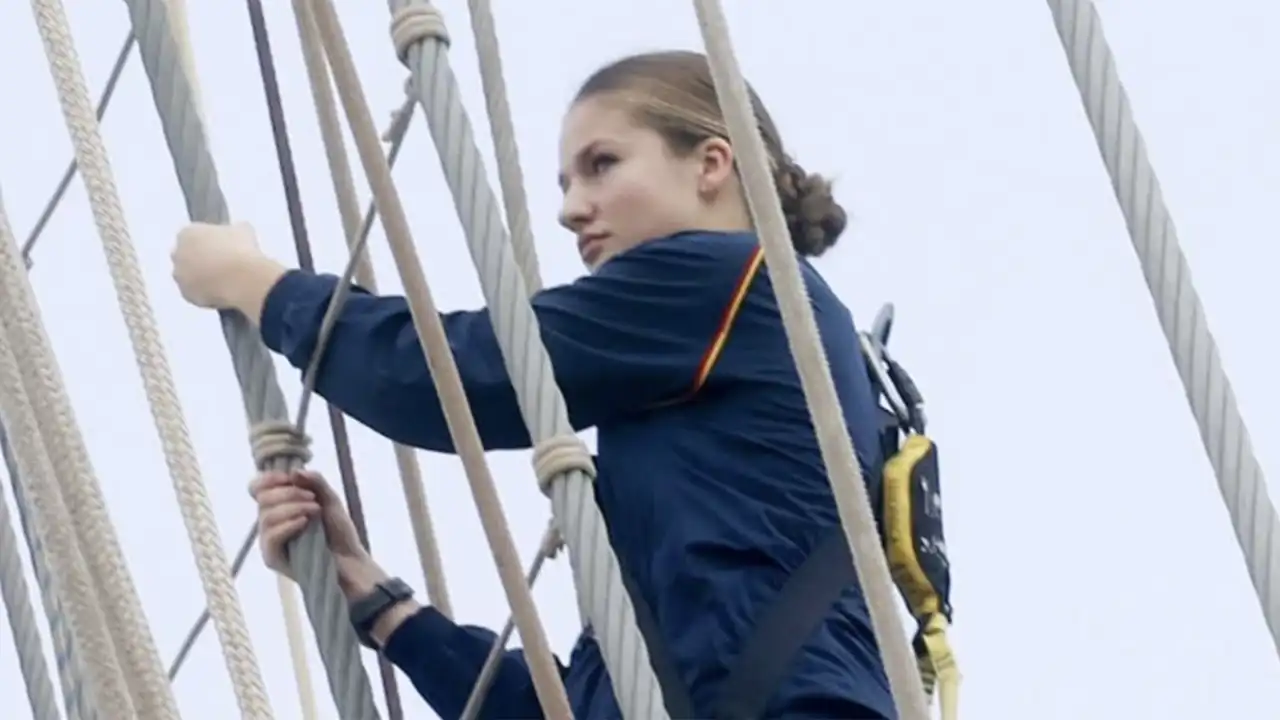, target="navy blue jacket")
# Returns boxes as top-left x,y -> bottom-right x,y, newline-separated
259,231 -> 896,719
